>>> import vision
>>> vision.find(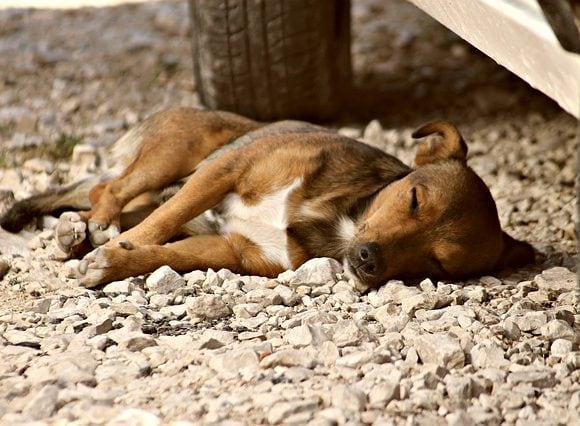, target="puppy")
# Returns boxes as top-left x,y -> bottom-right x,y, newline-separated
0,108 -> 534,292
